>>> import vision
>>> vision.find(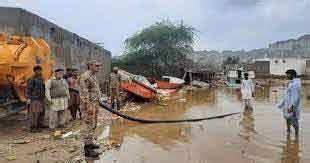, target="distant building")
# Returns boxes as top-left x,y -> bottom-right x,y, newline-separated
226,67 -> 255,87
0,7 -> 111,82
223,64 -> 240,74
255,60 -> 270,76
244,63 -> 256,72
183,68 -> 215,84
269,35 -> 310,51
227,69 -> 242,85
255,58 -> 308,76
